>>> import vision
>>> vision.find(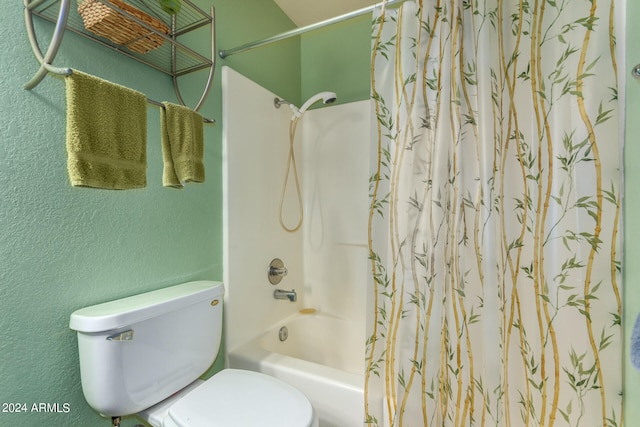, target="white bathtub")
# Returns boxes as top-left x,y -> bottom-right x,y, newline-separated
227,312 -> 365,427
